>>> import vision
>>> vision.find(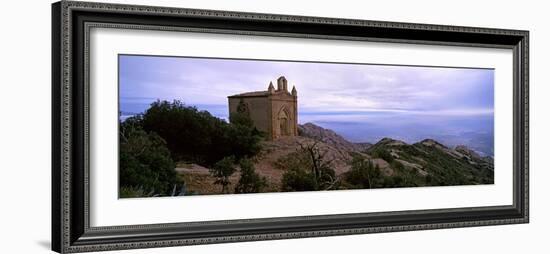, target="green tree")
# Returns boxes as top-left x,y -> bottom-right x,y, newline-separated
140,100 -> 262,166
210,156 -> 237,193
225,114 -> 263,160
345,156 -> 382,189
119,118 -> 177,197
234,158 -> 267,193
